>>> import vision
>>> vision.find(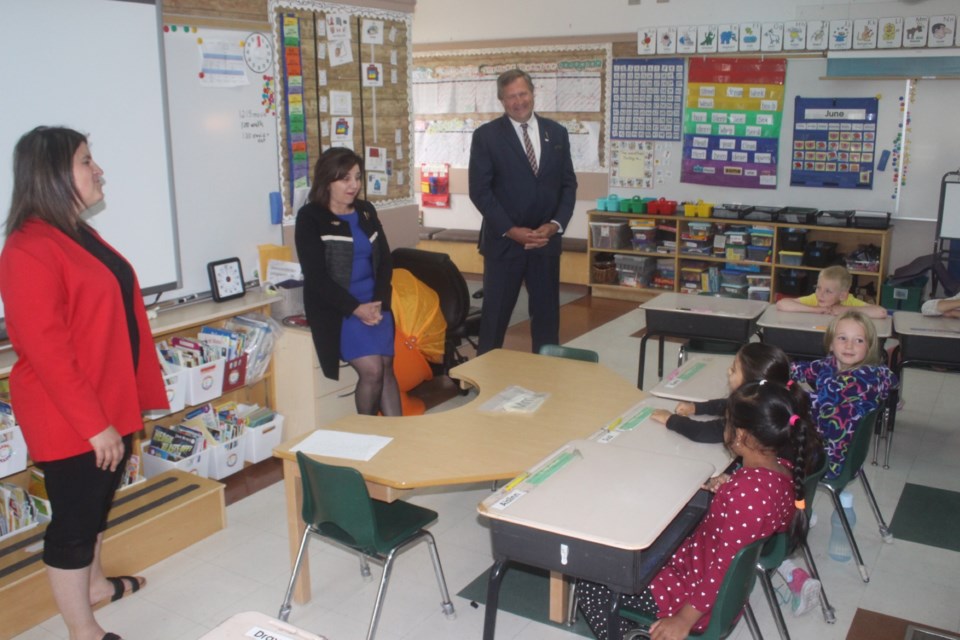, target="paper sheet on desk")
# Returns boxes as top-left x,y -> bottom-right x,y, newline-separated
291,430 -> 392,461
478,385 -> 549,414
